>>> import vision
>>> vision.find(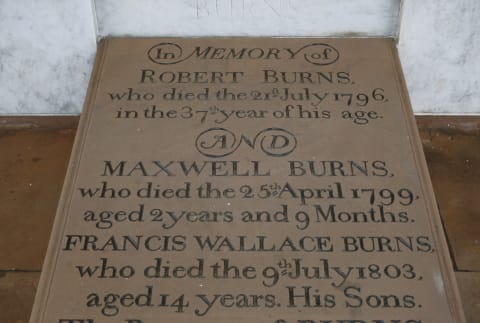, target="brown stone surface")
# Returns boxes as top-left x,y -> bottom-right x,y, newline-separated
456,272 -> 480,323
0,129 -> 76,270
0,115 -> 478,321
30,38 -> 466,322
0,272 -> 40,323
418,116 -> 480,271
